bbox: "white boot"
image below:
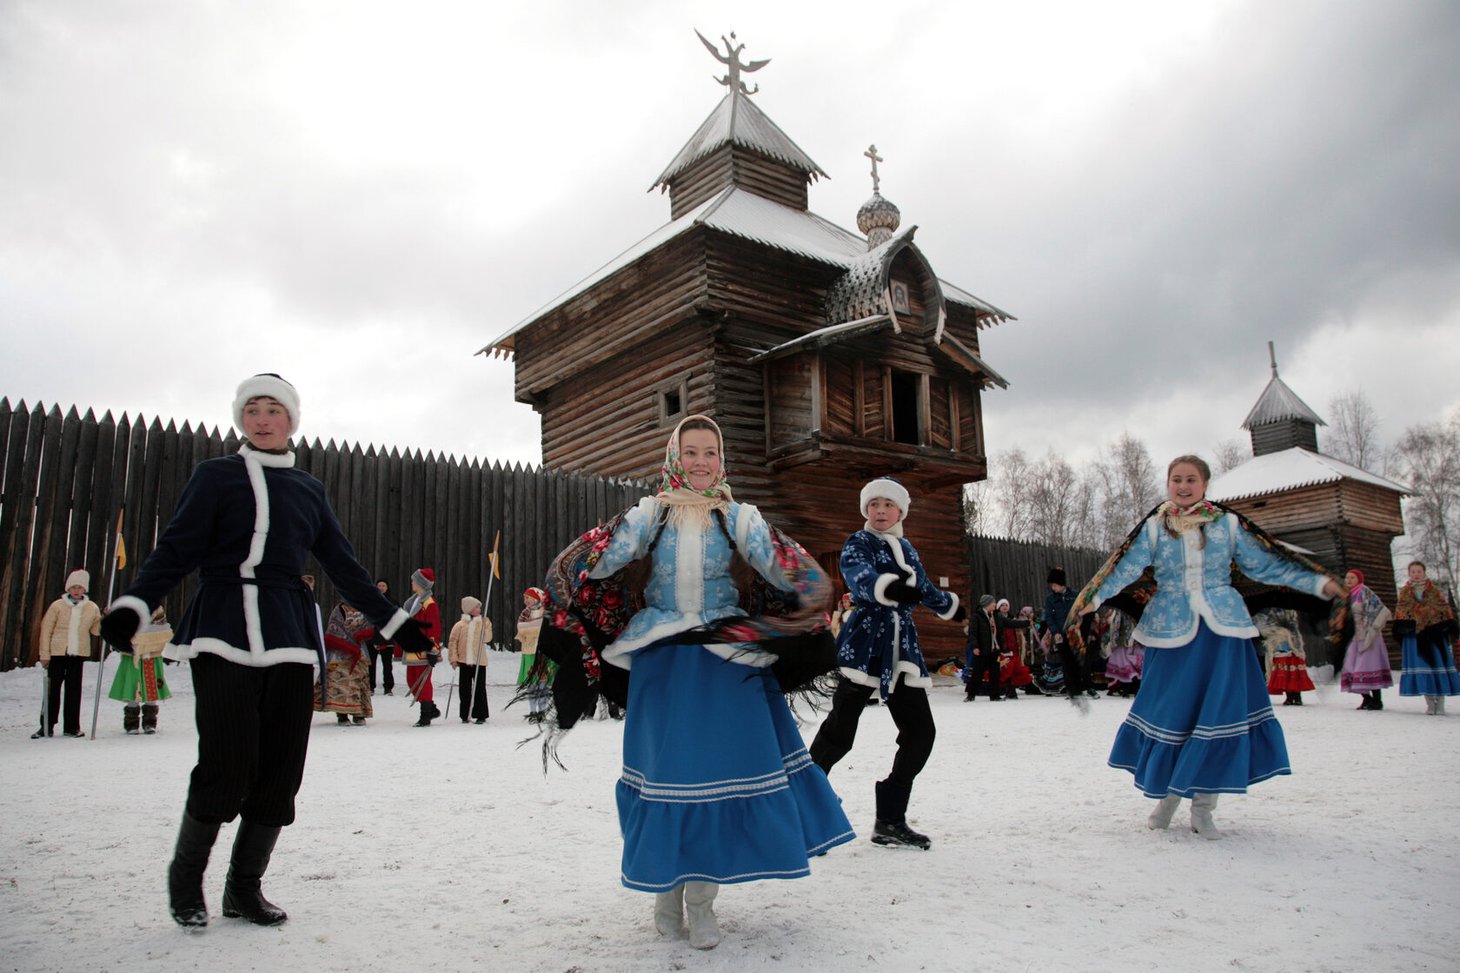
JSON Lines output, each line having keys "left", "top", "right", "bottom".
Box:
{"left": 1190, "top": 792, "right": 1221, "bottom": 839}
{"left": 682, "top": 881, "right": 720, "bottom": 950}
{"left": 1147, "top": 794, "right": 1182, "bottom": 830}
{"left": 1437, "top": 696, "right": 1447, "bottom": 716}
{"left": 653, "top": 885, "right": 684, "bottom": 938}
{"left": 1424, "top": 695, "right": 1437, "bottom": 715}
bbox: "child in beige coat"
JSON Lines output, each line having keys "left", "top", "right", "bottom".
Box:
{"left": 447, "top": 596, "right": 492, "bottom": 723}
{"left": 34, "top": 569, "right": 102, "bottom": 738}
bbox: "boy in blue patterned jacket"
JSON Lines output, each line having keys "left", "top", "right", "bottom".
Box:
{"left": 809, "top": 477, "right": 964, "bottom": 849}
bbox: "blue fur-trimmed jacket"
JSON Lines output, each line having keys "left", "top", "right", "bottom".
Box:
{"left": 1089, "top": 512, "right": 1328, "bottom": 648}
{"left": 110, "top": 445, "right": 408, "bottom": 668}
{"left": 836, "top": 529, "right": 960, "bottom": 698}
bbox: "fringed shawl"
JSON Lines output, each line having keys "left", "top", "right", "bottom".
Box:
{"left": 520, "top": 502, "right": 836, "bottom": 769}
{"left": 1065, "top": 501, "right": 1345, "bottom": 659}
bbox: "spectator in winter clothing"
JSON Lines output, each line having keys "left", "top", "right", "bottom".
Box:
{"left": 1044, "top": 566, "right": 1095, "bottom": 698}
{"left": 367, "top": 578, "right": 396, "bottom": 695}
{"left": 108, "top": 605, "right": 172, "bottom": 734}
{"left": 809, "top": 477, "right": 965, "bottom": 851}
{"left": 34, "top": 569, "right": 101, "bottom": 738}
{"left": 448, "top": 595, "right": 491, "bottom": 723}
{"left": 98, "top": 373, "right": 432, "bottom": 929}
{"left": 964, "top": 595, "right": 1002, "bottom": 701}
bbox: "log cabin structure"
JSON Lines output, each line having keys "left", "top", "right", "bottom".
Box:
{"left": 479, "top": 35, "right": 1014, "bottom": 654}
{"left": 1208, "top": 347, "right": 1408, "bottom": 664}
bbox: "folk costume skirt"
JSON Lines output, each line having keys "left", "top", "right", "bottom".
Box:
{"left": 1398, "top": 634, "right": 1460, "bottom": 697}
{"left": 108, "top": 656, "right": 170, "bottom": 704}
{"left": 1108, "top": 622, "right": 1291, "bottom": 798}
{"left": 1266, "top": 654, "right": 1315, "bottom": 694}
{"left": 616, "top": 642, "right": 855, "bottom": 892}
{"left": 1339, "top": 632, "right": 1394, "bottom": 694}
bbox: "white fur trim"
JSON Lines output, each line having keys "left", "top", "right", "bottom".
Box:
{"left": 163, "top": 637, "right": 318, "bottom": 667}
{"left": 238, "top": 444, "right": 296, "bottom": 468}
{"left": 676, "top": 515, "right": 705, "bottom": 615}
{"left": 239, "top": 450, "right": 272, "bottom": 659}
{"left": 936, "top": 592, "right": 960, "bottom": 621}
{"left": 379, "top": 607, "right": 410, "bottom": 640}
{"left": 860, "top": 478, "right": 910, "bottom": 518}
{"left": 233, "top": 374, "right": 301, "bottom": 435}
{"left": 108, "top": 595, "right": 152, "bottom": 624}
{"left": 837, "top": 662, "right": 930, "bottom": 691}
{"left": 873, "top": 572, "right": 902, "bottom": 608}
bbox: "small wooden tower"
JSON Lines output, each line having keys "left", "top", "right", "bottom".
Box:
{"left": 481, "top": 35, "right": 1014, "bottom": 653}
{"left": 1208, "top": 344, "right": 1408, "bottom": 662}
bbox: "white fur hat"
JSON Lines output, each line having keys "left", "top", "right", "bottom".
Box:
{"left": 65, "top": 569, "right": 90, "bottom": 591}
{"left": 233, "top": 373, "right": 301, "bottom": 436}
{"left": 860, "top": 477, "right": 911, "bottom": 517}
{"left": 461, "top": 596, "right": 482, "bottom": 614}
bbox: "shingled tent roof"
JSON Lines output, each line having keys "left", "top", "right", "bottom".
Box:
{"left": 651, "top": 89, "right": 828, "bottom": 190}
{"left": 1241, "top": 373, "right": 1326, "bottom": 429}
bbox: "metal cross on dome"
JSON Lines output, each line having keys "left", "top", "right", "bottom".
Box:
{"left": 865, "top": 144, "right": 884, "bottom": 193}
{"left": 695, "top": 30, "right": 770, "bottom": 95}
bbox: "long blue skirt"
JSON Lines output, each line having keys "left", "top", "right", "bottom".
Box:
{"left": 1108, "top": 623, "right": 1290, "bottom": 797}
{"left": 1398, "top": 634, "right": 1460, "bottom": 696}
{"left": 616, "top": 643, "right": 855, "bottom": 893}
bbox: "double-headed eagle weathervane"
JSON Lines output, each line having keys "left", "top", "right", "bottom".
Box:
{"left": 695, "top": 29, "right": 770, "bottom": 95}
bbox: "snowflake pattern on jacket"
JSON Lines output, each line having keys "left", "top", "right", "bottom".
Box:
{"left": 836, "top": 529, "right": 959, "bottom": 698}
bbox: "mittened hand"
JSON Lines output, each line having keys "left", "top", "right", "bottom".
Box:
{"left": 99, "top": 610, "right": 140, "bottom": 652}
{"left": 884, "top": 579, "right": 922, "bottom": 605}
{"left": 392, "top": 619, "right": 434, "bottom": 655}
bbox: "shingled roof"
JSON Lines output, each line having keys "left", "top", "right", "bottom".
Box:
{"left": 651, "top": 90, "right": 827, "bottom": 190}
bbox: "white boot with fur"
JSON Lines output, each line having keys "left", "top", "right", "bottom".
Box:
{"left": 682, "top": 881, "right": 721, "bottom": 950}
{"left": 653, "top": 885, "right": 684, "bottom": 938}
{"left": 1190, "top": 792, "right": 1222, "bottom": 839}
{"left": 1147, "top": 794, "right": 1182, "bottom": 830}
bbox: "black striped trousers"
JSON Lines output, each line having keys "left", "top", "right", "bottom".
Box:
{"left": 186, "top": 654, "right": 314, "bottom": 827}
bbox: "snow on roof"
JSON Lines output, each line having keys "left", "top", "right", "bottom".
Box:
{"left": 481, "top": 187, "right": 1008, "bottom": 355}
{"left": 651, "top": 90, "right": 827, "bottom": 189}
{"left": 1207, "top": 447, "right": 1408, "bottom": 502}
{"left": 1241, "top": 374, "right": 1326, "bottom": 429}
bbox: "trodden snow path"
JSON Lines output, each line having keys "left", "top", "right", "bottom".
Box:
{"left": 1, "top": 651, "right": 1456, "bottom": 973}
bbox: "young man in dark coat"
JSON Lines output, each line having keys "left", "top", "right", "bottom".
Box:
{"left": 964, "top": 594, "right": 1002, "bottom": 702}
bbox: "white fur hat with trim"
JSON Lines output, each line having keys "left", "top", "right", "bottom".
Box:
{"left": 65, "top": 569, "right": 90, "bottom": 591}
{"left": 860, "top": 477, "right": 911, "bottom": 518}
{"left": 461, "top": 596, "right": 482, "bottom": 614}
{"left": 233, "top": 373, "right": 301, "bottom": 436}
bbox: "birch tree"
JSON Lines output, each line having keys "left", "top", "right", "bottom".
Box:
{"left": 1390, "top": 407, "right": 1460, "bottom": 585}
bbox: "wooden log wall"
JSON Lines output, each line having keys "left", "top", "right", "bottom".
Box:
{"left": 667, "top": 146, "right": 810, "bottom": 219}
{"left": 0, "top": 396, "right": 643, "bottom": 671}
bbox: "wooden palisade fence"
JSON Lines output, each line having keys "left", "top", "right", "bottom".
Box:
{"left": 965, "top": 533, "right": 1107, "bottom": 623}
{"left": 0, "top": 397, "right": 644, "bottom": 671}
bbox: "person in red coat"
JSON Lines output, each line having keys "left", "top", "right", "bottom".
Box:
{"left": 402, "top": 568, "right": 442, "bottom": 726}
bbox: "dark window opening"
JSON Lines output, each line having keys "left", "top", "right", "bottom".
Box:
{"left": 658, "top": 379, "right": 689, "bottom": 425}
{"left": 890, "top": 371, "right": 921, "bottom": 445}
{"left": 664, "top": 389, "right": 682, "bottom": 416}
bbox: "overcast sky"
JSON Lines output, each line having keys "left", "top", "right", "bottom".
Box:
{"left": 2, "top": 0, "right": 1457, "bottom": 478}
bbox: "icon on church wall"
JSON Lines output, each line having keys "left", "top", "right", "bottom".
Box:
{"left": 891, "top": 281, "right": 911, "bottom": 314}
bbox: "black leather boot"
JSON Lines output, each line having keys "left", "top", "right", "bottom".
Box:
{"left": 871, "top": 779, "right": 931, "bottom": 849}
{"left": 168, "top": 812, "right": 221, "bottom": 927}
{"left": 221, "top": 822, "right": 288, "bottom": 925}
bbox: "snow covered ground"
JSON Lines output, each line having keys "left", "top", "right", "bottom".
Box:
{"left": 1, "top": 651, "right": 1456, "bottom": 973}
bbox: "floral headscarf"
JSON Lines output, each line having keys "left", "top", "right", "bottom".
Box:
{"left": 656, "top": 414, "right": 734, "bottom": 530}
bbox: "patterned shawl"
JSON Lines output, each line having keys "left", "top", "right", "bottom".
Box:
{"left": 520, "top": 501, "right": 836, "bottom": 767}
{"left": 1065, "top": 501, "right": 1345, "bottom": 660}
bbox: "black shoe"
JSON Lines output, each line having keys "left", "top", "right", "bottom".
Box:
{"left": 871, "top": 819, "right": 932, "bottom": 850}
{"left": 473, "top": 718, "right": 486, "bottom": 724}
{"left": 143, "top": 727, "right": 157, "bottom": 734}
{"left": 169, "top": 812, "right": 221, "bottom": 928}
{"left": 988, "top": 695, "right": 1003, "bottom": 702}
{"left": 31, "top": 728, "right": 52, "bottom": 739}
{"left": 221, "top": 823, "right": 287, "bottom": 926}
{"left": 963, "top": 695, "right": 976, "bottom": 702}
{"left": 384, "top": 689, "right": 393, "bottom": 696}
{"left": 63, "top": 729, "right": 85, "bottom": 738}
{"left": 351, "top": 716, "right": 365, "bottom": 725}
{"left": 337, "top": 714, "right": 350, "bottom": 724}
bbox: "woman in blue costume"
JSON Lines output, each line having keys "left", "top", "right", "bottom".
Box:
{"left": 536, "top": 415, "right": 853, "bottom": 950}
{"left": 1073, "top": 455, "right": 1343, "bottom": 838}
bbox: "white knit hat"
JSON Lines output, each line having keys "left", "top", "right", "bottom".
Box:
{"left": 65, "top": 569, "right": 90, "bottom": 591}
{"left": 461, "top": 596, "right": 482, "bottom": 614}
{"left": 233, "top": 373, "right": 301, "bottom": 436}
{"left": 860, "top": 477, "right": 911, "bottom": 518}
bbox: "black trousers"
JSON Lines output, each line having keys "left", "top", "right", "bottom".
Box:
{"left": 965, "top": 647, "right": 1001, "bottom": 700}
{"left": 369, "top": 644, "right": 395, "bottom": 693}
{"left": 40, "top": 656, "right": 86, "bottom": 733}
{"left": 187, "top": 654, "right": 314, "bottom": 828}
{"left": 809, "top": 677, "right": 936, "bottom": 788}
{"left": 457, "top": 664, "right": 489, "bottom": 721}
